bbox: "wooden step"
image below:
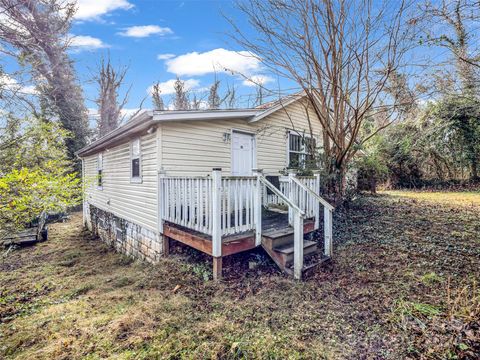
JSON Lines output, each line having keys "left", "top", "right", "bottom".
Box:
{"left": 284, "top": 253, "right": 331, "bottom": 278}
{"left": 274, "top": 240, "right": 318, "bottom": 266}
{"left": 266, "top": 231, "right": 295, "bottom": 248}
{"left": 262, "top": 237, "right": 318, "bottom": 271}
{"left": 261, "top": 220, "right": 322, "bottom": 278}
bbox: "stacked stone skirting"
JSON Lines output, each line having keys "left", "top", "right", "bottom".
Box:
{"left": 85, "top": 204, "right": 162, "bottom": 263}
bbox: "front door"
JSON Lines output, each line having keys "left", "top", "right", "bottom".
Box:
{"left": 231, "top": 131, "right": 255, "bottom": 176}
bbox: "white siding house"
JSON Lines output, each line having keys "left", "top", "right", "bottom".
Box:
{"left": 78, "top": 96, "right": 334, "bottom": 279}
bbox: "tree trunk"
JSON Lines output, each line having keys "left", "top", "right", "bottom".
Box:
{"left": 370, "top": 177, "right": 377, "bottom": 194}
{"left": 333, "top": 163, "right": 347, "bottom": 205}
{"left": 471, "top": 157, "right": 479, "bottom": 181}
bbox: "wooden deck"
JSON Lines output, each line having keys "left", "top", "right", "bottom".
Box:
{"left": 163, "top": 210, "right": 315, "bottom": 258}
{"left": 159, "top": 172, "right": 333, "bottom": 280}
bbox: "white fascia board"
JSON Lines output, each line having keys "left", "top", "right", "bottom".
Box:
{"left": 152, "top": 109, "right": 261, "bottom": 122}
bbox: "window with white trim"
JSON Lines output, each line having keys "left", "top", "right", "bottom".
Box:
{"left": 131, "top": 138, "right": 141, "bottom": 182}
{"left": 97, "top": 153, "right": 103, "bottom": 189}
{"left": 288, "top": 132, "right": 316, "bottom": 169}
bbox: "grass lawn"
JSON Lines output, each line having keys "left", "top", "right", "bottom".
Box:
{"left": 382, "top": 189, "right": 480, "bottom": 207}
{"left": 1, "top": 191, "right": 479, "bottom": 359}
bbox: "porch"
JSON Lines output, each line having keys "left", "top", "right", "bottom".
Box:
{"left": 158, "top": 169, "right": 334, "bottom": 280}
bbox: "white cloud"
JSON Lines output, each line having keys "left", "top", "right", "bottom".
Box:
{"left": 20, "top": 85, "right": 37, "bottom": 95}
{"left": 0, "top": 74, "right": 37, "bottom": 95}
{"left": 165, "top": 48, "right": 261, "bottom": 76}
{"left": 121, "top": 108, "right": 141, "bottom": 119}
{"left": 69, "top": 35, "right": 108, "bottom": 51}
{"left": 157, "top": 53, "right": 176, "bottom": 60}
{"left": 191, "top": 100, "right": 209, "bottom": 110}
{"left": 242, "top": 75, "right": 274, "bottom": 87}
{"left": 74, "top": 0, "right": 134, "bottom": 21}
{"left": 118, "top": 25, "right": 173, "bottom": 38}
{"left": 146, "top": 78, "right": 200, "bottom": 95}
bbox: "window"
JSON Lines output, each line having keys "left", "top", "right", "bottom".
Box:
{"left": 97, "top": 153, "right": 103, "bottom": 189}
{"left": 131, "top": 138, "right": 141, "bottom": 182}
{"left": 288, "top": 132, "right": 316, "bottom": 169}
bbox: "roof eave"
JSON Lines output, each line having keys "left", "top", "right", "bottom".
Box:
{"left": 76, "top": 110, "right": 154, "bottom": 157}
{"left": 152, "top": 109, "right": 261, "bottom": 122}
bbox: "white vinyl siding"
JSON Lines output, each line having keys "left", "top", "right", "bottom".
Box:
{"left": 83, "top": 131, "right": 158, "bottom": 231}
{"left": 160, "top": 99, "right": 323, "bottom": 176}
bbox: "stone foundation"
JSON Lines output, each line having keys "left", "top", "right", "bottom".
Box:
{"left": 86, "top": 204, "right": 162, "bottom": 263}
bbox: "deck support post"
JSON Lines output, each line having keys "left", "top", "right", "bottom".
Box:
{"left": 211, "top": 168, "right": 222, "bottom": 258}
{"left": 314, "top": 172, "right": 321, "bottom": 230}
{"left": 213, "top": 256, "right": 223, "bottom": 280}
{"left": 293, "top": 211, "right": 304, "bottom": 280}
{"left": 163, "top": 235, "right": 170, "bottom": 257}
{"left": 324, "top": 207, "right": 333, "bottom": 257}
{"left": 253, "top": 169, "right": 263, "bottom": 246}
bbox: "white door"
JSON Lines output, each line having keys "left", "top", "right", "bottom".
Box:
{"left": 231, "top": 131, "right": 255, "bottom": 176}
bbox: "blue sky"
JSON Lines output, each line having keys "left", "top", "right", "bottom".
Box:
{"left": 68, "top": 0, "right": 286, "bottom": 115}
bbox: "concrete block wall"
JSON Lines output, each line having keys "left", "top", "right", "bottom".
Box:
{"left": 87, "top": 204, "right": 162, "bottom": 263}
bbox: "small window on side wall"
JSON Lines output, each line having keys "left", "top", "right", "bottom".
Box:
{"left": 97, "top": 153, "right": 103, "bottom": 189}
{"left": 131, "top": 138, "right": 141, "bottom": 183}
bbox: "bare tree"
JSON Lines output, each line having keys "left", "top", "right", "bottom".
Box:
{"left": 94, "top": 55, "right": 129, "bottom": 137}
{"left": 191, "top": 93, "right": 202, "bottom": 110}
{"left": 151, "top": 81, "right": 165, "bottom": 110}
{"left": 420, "top": 0, "right": 480, "bottom": 93}
{"left": 384, "top": 69, "right": 418, "bottom": 120}
{"left": 229, "top": 0, "right": 412, "bottom": 199}
{"left": 173, "top": 77, "right": 190, "bottom": 110}
{"left": 0, "top": 0, "right": 89, "bottom": 159}
{"left": 208, "top": 80, "right": 221, "bottom": 109}
{"left": 254, "top": 84, "right": 264, "bottom": 107}
{"left": 225, "top": 84, "right": 237, "bottom": 109}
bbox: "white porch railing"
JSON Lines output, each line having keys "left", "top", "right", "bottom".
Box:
{"left": 159, "top": 170, "right": 258, "bottom": 257}
{"left": 159, "top": 175, "right": 214, "bottom": 235}
{"left": 264, "top": 177, "right": 289, "bottom": 206}
{"left": 159, "top": 168, "right": 334, "bottom": 279}
{"left": 289, "top": 175, "right": 334, "bottom": 257}
{"left": 221, "top": 176, "right": 256, "bottom": 236}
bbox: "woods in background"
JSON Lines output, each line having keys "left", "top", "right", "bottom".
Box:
{"left": 357, "top": 0, "right": 480, "bottom": 190}
{"left": 0, "top": 0, "right": 89, "bottom": 159}
{"left": 0, "top": 0, "right": 85, "bottom": 230}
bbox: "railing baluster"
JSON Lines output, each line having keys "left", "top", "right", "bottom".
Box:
{"left": 159, "top": 175, "right": 279, "bottom": 239}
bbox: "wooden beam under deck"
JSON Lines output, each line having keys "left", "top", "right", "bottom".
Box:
{"left": 163, "top": 223, "right": 257, "bottom": 257}
{"left": 163, "top": 223, "right": 212, "bottom": 255}
{"left": 163, "top": 220, "right": 315, "bottom": 258}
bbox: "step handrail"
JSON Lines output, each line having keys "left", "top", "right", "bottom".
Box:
{"left": 290, "top": 174, "right": 334, "bottom": 260}
{"left": 259, "top": 175, "right": 305, "bottom": 216}
{"left": 257, "top": 173, "right": 305, "bottom": 279}
{"left": 290, "top": 176, "right": 335, "bottom": 211}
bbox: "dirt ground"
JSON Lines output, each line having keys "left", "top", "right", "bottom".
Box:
{"left": 1, "top": 191, "right": 479, "bottom": 359}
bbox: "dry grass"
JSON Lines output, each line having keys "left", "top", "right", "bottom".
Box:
{"left": 381, "top": 189, "right": 480, "bottom": 207}
{"left": 1, "top": 191, "right": 479, "bottom": 359}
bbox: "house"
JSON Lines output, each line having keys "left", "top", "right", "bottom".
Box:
{"left": 77, "top": 95, "right": 334, "bottom": 280}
